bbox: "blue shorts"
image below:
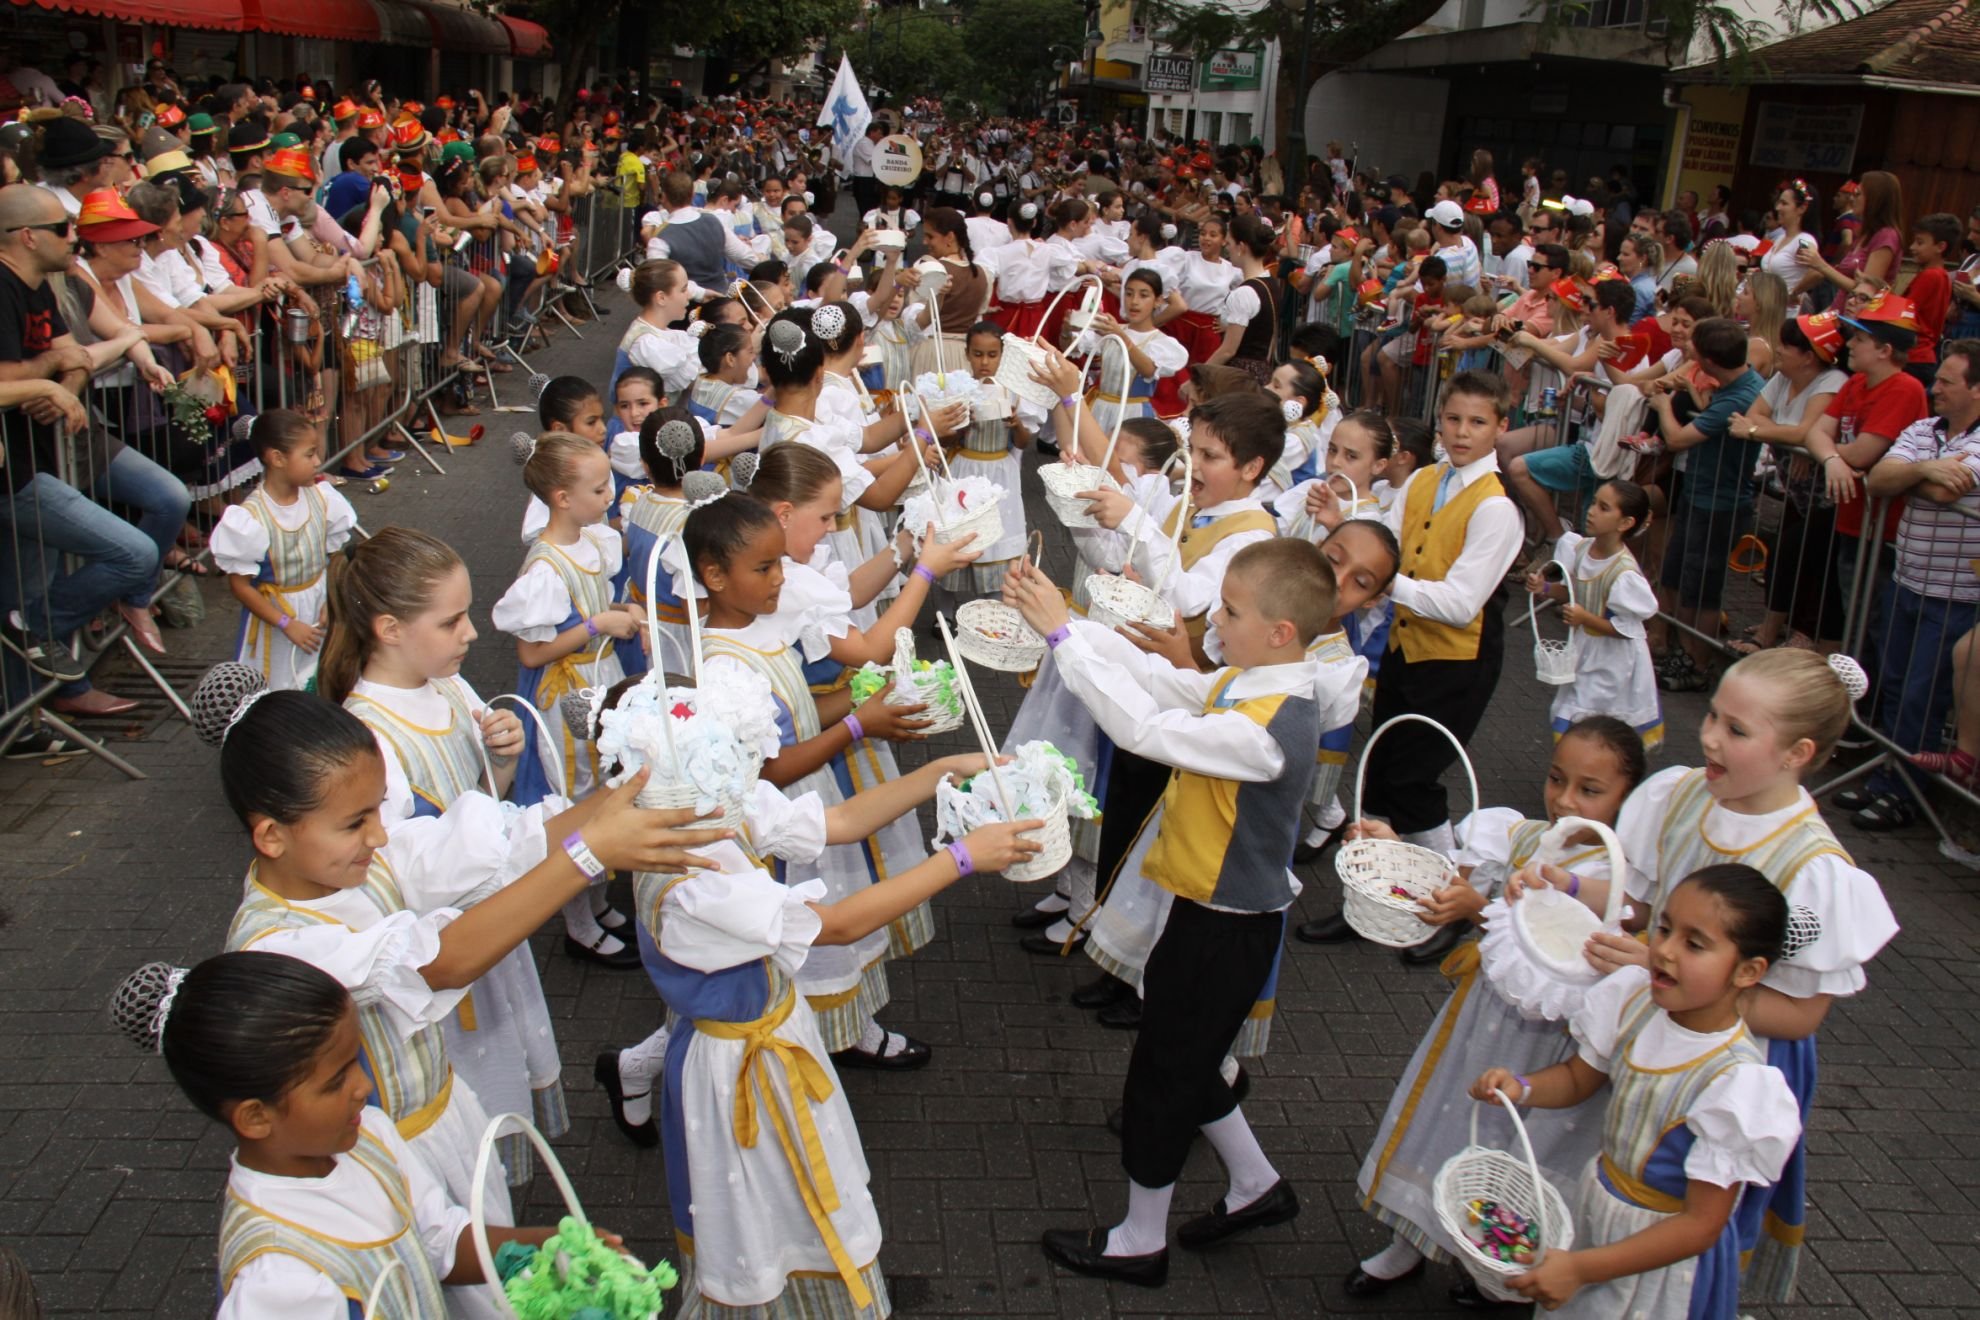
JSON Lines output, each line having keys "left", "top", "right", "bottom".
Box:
{"left": 1522, "top": 442, "right": 1600, "bottom": 495}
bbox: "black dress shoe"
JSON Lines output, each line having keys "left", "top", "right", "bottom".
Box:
{"left": 1176, "top": 1178, "right": 1300, "bottom": 1248}
{"left": 1294, "top": 911, "right": 1361, "bottom": 945}
{"left": 1070, "top": 971, "right": 1133, "bottom": 1009}
{"left": 1040, "top": 1226, "right": 1168, "bottom": 1287}
{"left": 1097, "top": 997, "right": 1142, "bottom": 1029}
{"left": 1342, "top": 1259, "right": 1424, "bottom": 1298}
{"left": 1011, "top": 903, "right": 1069, "bottom": 930}
{"left": 831, "top": 1034, "right": 933, "bottom": 1070}
{"left": 1019, "top": 932, "right": 1083, "bottom": 957}
{"left": 563, "top": 930, "right": 642, "bottom": 969}
{"left": 1292, "top": 823, "right": 1346, "bottom": 866}
{"left": 1449, "top": 1275, "right": 1529, "bottom": 1309}
{"left": 592, "top": 1051, "right": 659, "bottom": 1148}
{"left": 1400, "top": 924, "right": 1467, "bottom": 967}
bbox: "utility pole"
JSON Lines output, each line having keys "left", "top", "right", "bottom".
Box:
{"left": 1281, "top": 0, "right": 1321, "bottom": 196}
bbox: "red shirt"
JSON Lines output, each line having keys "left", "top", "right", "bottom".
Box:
{"left": 1827, "top": 370, "right": 1929, "bottom": 539}
{"left": 1909, "top": 264, "right": 1951, "bottom": 364}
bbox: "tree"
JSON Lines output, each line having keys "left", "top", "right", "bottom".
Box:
{"left": 958, "top": 0, "right": 1087, "bottom": 109}
{"left": 716, "top": 0, "right": 865, "bottom": 84}
{"left": 1139, "top": 0, "right": 1860, "bottom": 194}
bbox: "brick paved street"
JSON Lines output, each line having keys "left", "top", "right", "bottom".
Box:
{"left": 2, "top": 277, "right": 1977, "bottom": 1319}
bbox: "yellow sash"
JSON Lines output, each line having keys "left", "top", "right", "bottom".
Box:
{"left": 244, "top": 568, "right": 326, "bottom": 678}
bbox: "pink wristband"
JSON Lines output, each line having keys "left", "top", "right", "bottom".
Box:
{"left": 946, "top": 840, "right": 974, "bottom": 877}
{"left": 913, "top": 564, "right": 936, "bottom": 586}
{"left": 844, "top": 714, "right": 865, "bottom": 743}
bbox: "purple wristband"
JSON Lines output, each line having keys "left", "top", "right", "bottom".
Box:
{"left": 946, "top": 840, "right": 975, "bottom": 877}
{"left": 1045, "top": 624, "right": 1072, "bottom": 650}
{"left": 1566, "top": 872, "right": 1581, "bottom": 898}
{"left": 583, "top": 616, "right": 599, "bottom": 638}
{"left": 1513, "top": 1073, "right": 1532, "bottom": 1098}
{"left": 913, "top": 563, "right": 936, "bottom": 586}
{"left": 844, "top": 714, "right": 865, "bottom": 743}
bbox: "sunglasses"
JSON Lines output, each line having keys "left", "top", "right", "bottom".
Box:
{"left": 6, "top": 220, "right": 75, "bottom": 238}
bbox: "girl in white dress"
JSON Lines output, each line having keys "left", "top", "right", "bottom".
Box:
{"left": 1345, "top": 718, "right": 1646, "bottom": 1304}
{"left": 1470, "top": 865, "right": 1804, "bottom": 1318}
{"left": 617, "top": 258, "right": 698, "bottom": 396}
{"left": 117, "top": 952, "right": 597, "bottom": 1320}
{"left": 520, "top": 377, "right": 608, "bottom": 546}
{"left": 1071, "top": 271, "right": 1189, "bottom": 438}
{"left": 1528, "top": 478, "right": 1663, "bottom": 749}
{"left": 209, "top": 688, "right": 709, "bottom": 1318}
{"left": 1607, "top": 649, "right": 1898, "bottom": 1302}
{"left": 932, "top": 322, "right": 1036, "bottom": 596}
{"left": 689, "top": 324, "right": 765, "bottom": 430}
{"left": 1169, "top": 216, "right": 1242, "bottom": 364}
{"left": 1262, "top": 359, "right": 1341, "bottom": 497}
{"left": 630, "top": 766, "right": 1040, "bottom": 1317}
{"left": 681, "top": 487, "right": 948, "bottom": 1065}
{"left": 318, "top": 527, "right": 573, "bottom": 1186}
{"left": 979, "top": 203, "right": 1071, "bottom": 340}
{"left": 212, "top": 410, "right": 356, "bottom": 691}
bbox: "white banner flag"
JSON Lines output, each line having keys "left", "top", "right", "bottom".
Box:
{"left": 818, "top": 53, "right": 872, "bottom": 164}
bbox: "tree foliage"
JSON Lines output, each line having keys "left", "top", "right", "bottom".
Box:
{"left": 828, "top": 0, "right": 1088, "bottom": 113}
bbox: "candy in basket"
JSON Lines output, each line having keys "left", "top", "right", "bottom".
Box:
{"left": 849, "top": 627, "right": 966, "bottom": 734}
{"left": 932, "top": 740, "right": 1097, "bottom": 882}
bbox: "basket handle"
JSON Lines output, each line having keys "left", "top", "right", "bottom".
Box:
{"left": 644, "top": 531, "right": 696, "bottom": 690}
{"left": 1535, "top": 815, "right": 1628, "bottom": 930}
{"left": 486, "top": 693, "right": 566, "bottom": 802}
{"left": 1467, "top": 1089, "right": 1554, "bottom": 1271}
{"left": 936, "top": 612, "right": 1016, "bottom": 821}
{"left": 1526, "top": 558, "right": 1572, "bottom": 643}
{"left": 362, "top": 1258, "right": 412, "bottom": 1319}
{"left": 1030, "top": 272, "right": 1104, "bottom": 348}
{"left": 1150, "top": 440, "right": 1193, "bottom": 598}
{"left": 1324, "top": 469, "right": 1362, "bottom": 519}
{"left": 890, "top": 626, "right": 917, "bottom": 687}
{"left": 470, "top": 1112, "right": 590, "bottom": 1319}
{"left": 926, "top": 289, "right": 946, "bottom": 382}
{"left": 1349, "top": 713, "right": 1483, "bottom": 849}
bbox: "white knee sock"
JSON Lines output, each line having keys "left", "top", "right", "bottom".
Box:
{"left": 1032, "top": 890, "right": 1071, "bottom": 916}
{"left": 563, "top": 894, "right": 623, "bottom": 954}
{"left": 1200, "top": 1108, "right": 1279, "bottom": 1213}
{"left": 1105, "top": 1179, "right": 1174, "bottom": 1257}
{"left": 593, "top": 885, "right": 626, "bottom": 927}
{"left": 1401, "top": 821, "right": 1456, "bottom": 856}
{"left": 1359, "top": 1235, "right": 1424, "bottom": 1280}
{"left": 617, "top": 1026, "right": 670, "bottom": 1127}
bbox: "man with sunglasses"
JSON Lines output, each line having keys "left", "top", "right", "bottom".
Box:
{"left": 0, "top": 183, "right": 177, "bottom": 713}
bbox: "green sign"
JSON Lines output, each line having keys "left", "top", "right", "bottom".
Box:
{"left": 1200, "top": 48, "right": 1261, "bottom": 91}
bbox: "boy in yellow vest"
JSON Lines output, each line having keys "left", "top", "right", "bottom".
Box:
{"left": 1007, "top": 538, "right": 1335, "bottom": 1286}
{"left": 1024, "top": 391, "right": 1286, "bottom": 964}
{"left": 1298, "top": 369, "right": 1523, "bottom": 959}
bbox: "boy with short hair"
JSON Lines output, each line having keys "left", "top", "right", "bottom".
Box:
{"left": 1646, "top": 315, "right": 1766, "bottom": 691}
{"left": 1905, "top": 213, "right": 1959, "bottom": 387}
{"left": 1298, "top": 370, "right": 1522, "bottom": 957}
{"left": 1009, "top": 539, "right": 1340, "bottom": 1285}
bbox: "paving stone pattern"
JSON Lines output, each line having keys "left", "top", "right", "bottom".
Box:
{"left": 1, "top": 278, "right": 1976, "bottom": 1320}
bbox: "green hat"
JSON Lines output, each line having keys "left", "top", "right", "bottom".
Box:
{"left": 188, "top": 113, "right": 217, "bottom": 136}
{"left": 270, "top": 131, "right": 303, "bottom": 150}
{"left": 441, "top": 139, "right": 476, "bottom": 167}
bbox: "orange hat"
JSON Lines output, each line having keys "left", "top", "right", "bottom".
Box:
{"left": 535, "top": 132, "right": 560, "bottom": 153}
{"left": 403, "top": 100, "right": 424, "bottom": 116}
{"left": 1795, "top": 310, "right": 1844, "bottom": 363}
{"left": 77, "top": 189, "right": 158, "bottom": 242}
{"left": 604, "top": 110, "right": 620, "bottom": 126}
{"left": 155, "top": 103, "right": 186, "bottom": 128}
{"left": 1549, "top": 277, "right": 1589, "bottom": 313}
{"left": 391, "top": 118, "right": 429, "bottom": 152}
{"left": 264, "top": 146, "right": 317, "bottom": 185}
{"left": 1841, "top": 292, "right": 1921, "bottom": 344}
{"left": 436, "top": 96, "right": 456, "bottom": 110}
{"left": 603, "top": 126, "right": 622, "bottom": 141}
{"left": 333, "top": 99, "right": 359, "bottom": 122}
{"left": 299, "top": 84, "right": 317, "bottom": 100}
{"left": 357, "top": 107, "right": 386, "bottom": 130}
{"left": 1334, "top": 226, "right": 1361, "bottom": 245}
{"left": 397, "top": 167, "right": 425, "bottom": 192}
{"left": 515, "top": 153, "right": 539, "bottom": 173}
{"left": 437, "top": 128, "right": 461, "bottom": 145}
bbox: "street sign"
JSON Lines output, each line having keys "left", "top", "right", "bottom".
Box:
{"left": 1144, "top": 53, "right": 1194, "bottom": 93}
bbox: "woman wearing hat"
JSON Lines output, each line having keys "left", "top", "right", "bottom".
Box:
{"left": 186, "top": 114, "right": 232, "bottom": 190}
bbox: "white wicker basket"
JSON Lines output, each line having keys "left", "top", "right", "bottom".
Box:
{"left": 470, "top": 1113, "right": 664, "bottom": 1319}
{"left": 636, "top": 776, "right": 752, "bottom": 837}
{"left": 1530, "top": 561, "right": 1579, "bottom": 686}
{"left": 1002, "top": 784, "right": 1073, "bottom": 881}
{"left": 936, "top": 614, "right": 1065, "bottom": 881}
{"left": 1040, "top": 460, "right": 1118, "bottom": 529}
{"left": 880, "top": 627, "right": 965, "bottom": 735}
{"left": 1479, "top": 817, "right": 1627, "bottom": 1022}
{"left": 899, "top": 386, "right": 1005, "bottom": 550}
{"left": 1336, "top": 713, "right": 1480, "bottom": 948}
{"left": 1432, "top": 1092, "right": 1575, "bottom": 1302}
{"left": 1083, "top": 573, "right": 1177, "bottom": 632}
{"left": 954, "top": 600, "right": 1046, "bottom": 672}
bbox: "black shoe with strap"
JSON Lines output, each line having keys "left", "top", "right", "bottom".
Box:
{"left": 1040, "top": 1227, "right": 1168, "bottom": 1287}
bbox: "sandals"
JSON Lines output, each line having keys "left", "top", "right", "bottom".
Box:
{"left": 163, "top": 551, "right": 211, "bottom": 578}
{"left": 1852, "top": 792, "right": 1917, "bottom": 832}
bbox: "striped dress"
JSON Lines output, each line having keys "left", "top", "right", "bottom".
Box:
{"left": 618, "top": 488, "right": 692, "bottom": 679}
{"left": 210, "top": 482, "right": 355, "bottom": 691}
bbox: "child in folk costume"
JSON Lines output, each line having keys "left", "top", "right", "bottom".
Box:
{"left": 1346, "top": 718, "right": 1647, "bottom": 1305}
{"left": 1007, "top": 540, "right": 1335, "bottom": 1285}
{"left": 1609, "top": 650, "right": 1897, "bottom": 1302}
{"left": 117, "top": 953, "right": 600, "bottom": 1320}
{"left": 927, "top": 322, "right": 1037, "bottom": 597}
{"left": 1072, "top": 270, "right": 1189, "bottom": 437}
{"left": 812, "top": 298, "right": 927, "bottom": 590}
{"left": 318, "top": 528, "right": 576, "bottom": 1185}
{"left": 978, "top": 202, "right": 1070, "bottom": 339}
{"left": 520, "top": 377, "right": 608, "bottom": 545}
{"left": 495, "top": 433, "right": 644, "bottom": 823}
{"left": 689, "top": 322, "right": 765, "bottom": 430}
{"left": 1527, "top": 478, "right": 1664, "bottom": 749}
{"left": 616, "top": 735, "right": 1041, "bottom": 1317}
{"left": 617, "top": 408, "right": 701, "bottom": 683}
{"left": 212, "top": 688, "right": 716, "bottom": 1319}
{"left": 1170, "top": 215, "right": 1243, "bottom": 364}
{"left": 681, "top": 485, "right": 949, "bottom": 1067}
{"left": 1275, "top": 409, "right": 1394, "bottom": 539}
{"left": 867, "top": 278, "right": 924, "bottom": 396}
{"left": 1470, "top": 865, "right": 1805, "bottom": 1318}
{"left": 213, "top": 410, "right": 356, "bottom": 691}
{"left": 604, "top": 366, "right": 665, "bottom": 505}
{"left": 1263, "top": 359, "right": 1337, "bottom": 496}
{"left": 617, "top": 258, "right": 699, "bottom": 396}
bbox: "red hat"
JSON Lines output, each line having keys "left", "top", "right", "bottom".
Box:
{"left": 436, "top": 96, "right": 456, "bottom": 110}
{"left": 1192, "top": 152, "right": 1212, "bottom": 169}
{"left": 1794, "top": 310, "right": 1844, "bottom": 363}
{"left": 514, "top": 153, "right": 539, "bottom": 174}
{"left": 535, "top": 133, "right": 561, "bottom": 153}
{"left": 300, "top": 84, "right": 317, "bottom": 101}
{"left": 402, "top": 100, "right": 424, "bottom": 116}
{"left": 155, "top": 103, "right": 186, "bottom": 128}
{"left": 397, "top": 167, "right": 425, "bottom": 192}
{"left": 603, "top": 110, "right": 620, "bottom": 126}
{"left": 332, "top": 99, "right": 359, "bottom": 122}
{"left": 264, "top": 146, "right": 317, "bottom": 185}
{"left": 77, "top": 190, "right": 158, "bottom": 242}
{"left": 1334, "top": 226, "right": 1361, "bottom": 245}
{"left": 357, "top": 107, "right": 386, "bottom": 130}
{"left": 1838, "top": 179, "right": 1862, "bottom": 194}
{"left": 1549, "top": 277, "right": 1589, "bottom": 313}
{"left": 437, "top": 128, "right": 462, "bottom": 145}
{"left": 391, "top": 118, "right": 429, "bottom": 152}
{"left": 1841, "top": 292, "right": 1921, "bottom": 342}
